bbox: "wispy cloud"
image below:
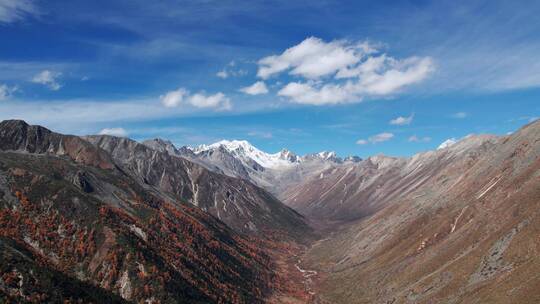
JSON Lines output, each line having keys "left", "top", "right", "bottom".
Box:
{"left": 370, "top": 132, "right": 394, "bottom": 143}
{"left": 216, "top": 61, "right": 247, "bottom": 79}
{"left": 0, "top": 61, "right": 70, "bottom": 82}
{"left": 0, "top": 98, "right": 207, "bottom": 134}
{"left": 98, "top": 127, "right": 128, "bottom": 137}
{"left": 451, "top": 112, "right": 468, "bottom": 119}
{"left": 32, "top": 70, "right": 62, "bottom": 91}
{"left": 0, "top": 84, "right": 17, "bottom": 100}
{"left": 390, "top": 113, "right": 414, "bottom": 125}
{"left": 404, "top": 2, "right": 540, "bottom": 92}
{"left": 357, "top": 132, "right": 394, "bottom": 144}
{"left": 0, "top": 0, "right": 38, "bottom": 23}
{"left": 216, "top": 70, "right": 228, "bottom": 79}
{"left": 408, "top": 135, "right": 431, "bottom": 143}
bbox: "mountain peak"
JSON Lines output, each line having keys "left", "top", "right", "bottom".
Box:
{"left": 142, "top": 137, "right": 178, "bottom": 154}
{"left": 366, "top": 154, "right": 400, "bottom": 168}
{"left": 278, "top": 148, "right": 299, "bottom": 162}
{"left": 317, "top": 151, "right": 337, "bottom": 160}
{"left": 302, "top": 150, "right": 342, "bottom": 163}
{"left": 344, "top": 155, "right": 362, "bottom": 163}
{"left": 194, "top": 139, "right": 254, "bottom": 154}
{"left": 193, "top": 139, "right": 299, "bottom": 169}
{"left": 0, "top": 119, "right": 30, "bottom": 129}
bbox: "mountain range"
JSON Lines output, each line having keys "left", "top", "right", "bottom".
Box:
{"left": 143, "top": 138, "right": 361, "bottom": 197}
{"left": 1, "top": 119, "right": 539, "bottom": 303}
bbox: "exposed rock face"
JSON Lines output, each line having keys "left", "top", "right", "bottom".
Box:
{"left": 72, "top": 170, "right": 94, "bottom": 193}
{"left": 0, "top": 120, "right": 114, "bottom": 169}
{"left": 300, "top": 120, "right": 540, "bottom": 303}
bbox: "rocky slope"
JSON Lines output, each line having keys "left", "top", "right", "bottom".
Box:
{"left": 282, "top": 135, "right": 499, "bottom": 222}
{"left": 0, "top": 120, "right": 309, "bottom": 303}
{"left": 84, "top": 135, "right": 309, "bottom": 237}
{"left": 299, "top": 119, "right": 540, "bottom": 303}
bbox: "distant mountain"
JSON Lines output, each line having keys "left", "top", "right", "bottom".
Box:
{"left": 142, "top": 138, "right": 361, "bottom": 197}
{"left": 192, "top": 140, "right": 301, "bottom": 169}
{"left": 0, "top": 120, "right": 310, "bottom": 303}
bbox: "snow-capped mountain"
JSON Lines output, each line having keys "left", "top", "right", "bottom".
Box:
{"left": 191, "top": 139, "right": 360, "bottom": 166}
{"left": 143, "top": 138, "right": 361, "bottom": 195}
{"left": 193, "top": 140, "right": 300, "bottom": 169}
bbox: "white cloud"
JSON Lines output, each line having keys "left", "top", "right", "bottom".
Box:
{"left": 216, "top": 70, "right": 228, "bottom": 79}
{"left": 451, "top": 112, "right": 468, "bottom": 119}
{"left": 257, "top": 37, "right": 374, "bottom": 79}
{"left": 390, "top": 113, "right": 414, "bottom": 125}
{"left": 354, "top": 57, "right": 434, "bottom": 96}
{"left": 370, "top": 132, "right": 394, "bottom": 143}
{"left": 239, "top": 81, "right": 268, "bottom": 95}
{"left": 267, "top": 37, "right": 434, "bottom": 105}
{"left": 0, "top": 0, "right": 38, "bottom": 23}
{"left": 0, "top": 84, "right": 17, "bottom": 100}
{"left": 437, "top": 138, "right": 457, "bottom": 149}
{"left": 32, "top": 70, "right": 62, "bottom": 90}
{"left": 98, "top": 127, "right": 128, "bottom": 137}
{"left": 160, "top": 88, "right": 231, "bottom": 111}
{"left": 335, "top": 55, "right": 387, "bottom": 79}
{"left": 357, "top": 132, "right": 394, "bottom": 145}
{"left": 189, "top": 92, "right": 231, "bottom": 110}
{"left": 216, "top": 69, "right": 247, "bottom": 79}
{"left": 408, "top": 135, "right": 431, "bottom": 143}
{"left": 278, "top": 81, "right": 359, "bottom": 105}
{"left": 161, "top": 88, "right": 188, "bottom": 107}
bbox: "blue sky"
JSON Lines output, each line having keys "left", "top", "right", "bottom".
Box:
{"left": 0, "top": 0, "right": 539, "bottom": 158}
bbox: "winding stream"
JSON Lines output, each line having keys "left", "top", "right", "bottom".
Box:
{"left": 294, "top": 259, "right": 318, "bottom": 295}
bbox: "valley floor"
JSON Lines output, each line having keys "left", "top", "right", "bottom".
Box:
{"left": 266, "top": 221, "right": 347, "bottom": 304}
{"left": 266, "top": 241, "right": 325, "bottom": 304}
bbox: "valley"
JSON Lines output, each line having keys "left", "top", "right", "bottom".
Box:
{"left": 1, "top": 119, "right": 539, "bottom": 303}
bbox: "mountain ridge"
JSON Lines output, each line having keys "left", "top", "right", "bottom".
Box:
{"left": 0, "top": 122, "right": 275, "bottom": 302}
